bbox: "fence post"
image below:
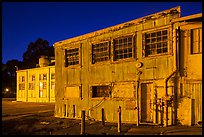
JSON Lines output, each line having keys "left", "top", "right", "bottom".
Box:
{"left": 81, "top": 110, "right": 85, "bottom": 135}
{"left": 102, "top": 108, "right": 105, "bottom": 126}
{"left": 118, "top": 106, "right": 121, "bottom": 133}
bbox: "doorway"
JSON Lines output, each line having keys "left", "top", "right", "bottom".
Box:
{"left": 141, "top": 83, "right": 154, "bottom": 123}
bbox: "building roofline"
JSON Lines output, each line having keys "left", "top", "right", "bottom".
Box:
{"left": 53, "top": 6, "right": 181, "bottom": 47}
{"left": 171, "top": 13, "right": 202, "bottom": 23}
{"left": 16, "top": 65, "right": 55, "bottom": 73}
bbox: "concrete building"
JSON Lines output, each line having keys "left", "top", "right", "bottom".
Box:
{"left": 53, "top": 6, "right": 202, "bottom": 126}
{"left": 16, "top": 56, "right": 55, "bottom": 102}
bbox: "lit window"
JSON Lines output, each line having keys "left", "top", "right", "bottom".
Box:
{"left": 92, "top": 41, "right": 110, "bottom": 63}
{"left": 65, "top": 48, "right": 79, "bottom": 67}
{"left": 39, "top": 82, "right": 43, "bottom": 90}
{"left": 92, "top": 85, "right": 111, "bottom": 98}
{"left": 113, "top": 35, "right": 134, "bottom": 61}
{"left": 19, "top": 84, "right": 25, "bottom": 90}
{"left": 43, "top": 82, "right": 46, "bottom": 89}
{"left": 143, "top": 29, "right": 168, "bottom": 57}
{"left": 191, "top": 28, "right": 202, "bottom": 54}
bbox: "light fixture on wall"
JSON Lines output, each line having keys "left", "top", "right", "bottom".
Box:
{"left": 136, "top": 62, "right": 143, "bottom": 68}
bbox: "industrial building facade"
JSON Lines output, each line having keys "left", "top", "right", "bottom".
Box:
{"left": 16, "top": 56, "right": 55, "bottom": 102}
{"left": 53, "top": 6, "right": 202, "bottom": 126}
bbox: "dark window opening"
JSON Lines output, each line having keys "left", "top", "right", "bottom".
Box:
{"left": 92, "top": 42, "right": 110, "bottom": 64}
{"left": 114, "top": 35, "right": 134, "bottom": 61}
{"left": 65, "top": 48, "right": 79, "bottom": 67}
{"left": 144, "top": 29, "right": 168, "bottom": 57}
{"left": 92, "top": 85, "right": 111, "bottom": 98}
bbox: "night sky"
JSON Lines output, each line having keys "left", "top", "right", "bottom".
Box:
{"left": 2, "top": 2, "right": 202, "bottom": 64}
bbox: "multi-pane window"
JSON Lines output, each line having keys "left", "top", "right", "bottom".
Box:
{"left": 29, "top": 83, "right": 35, "bottom": 90}
{"left": 92, "top": 42, "right": 110, "bottom": 63}
{"left": 114, "top": 35, "right": 134, "bottom": 60}
{"left": 43, "top": 74, "right": 47, "bottom": 80}
{"left": 51, "top": 73, "right": 55, "bottom": 79}
{"left": 144, "top": 29, "right": 168, "bottom": 57}
{"left": 65, "top": 48, "right": 79, "bottom": 67}
{"left": 31, "top": 75, "right": 35, "bottom": 81}
{"left": 191, "top": 28, "right": 202, "bottom": 54}
{"left": 19, "top": 83, "right": 25, "bottom": 90}
{"left": 19, "top": 76, "right": 25, "bottom": 90}
{"left": 92, "top": 85, "right": 111, "bottom": 98}
{"left": 51, "top": 73, "right": 55, "bottom": 90}
{"left": 39, "top": 74, "right": 47, "bottom": 80}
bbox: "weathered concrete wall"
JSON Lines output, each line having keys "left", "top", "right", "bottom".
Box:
{"left": 54, "top": 6, "right": 181, "bottom": 124}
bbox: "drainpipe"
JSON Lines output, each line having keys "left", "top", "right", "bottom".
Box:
{"left": 135, "top": 68, "right": 142, "bottom": 126}
{"left": 164, "top": 26, "right": 180, "bottom": 126}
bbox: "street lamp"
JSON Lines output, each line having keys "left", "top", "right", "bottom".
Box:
{"left": 5, "top": 88, "right": 9, "bottom": 92}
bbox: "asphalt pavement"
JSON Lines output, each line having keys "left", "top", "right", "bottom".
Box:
{"left": 2, "top": 98, "right": 202, "bottom": 135}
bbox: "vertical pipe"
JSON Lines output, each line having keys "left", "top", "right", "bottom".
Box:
{"left": 102, "top": 108, "right": 105, "bottom": 126}
{"left": 161, "top": 101, "right": 164, "bottom": 127}
{"left": 81, "top": 110, "right": 85, "bottom": 135}
{"left": 136, "top": 80, "right": 139, "bottom": 126}
{"left": 118, "top": 106, "right": 121, "bottom": 133}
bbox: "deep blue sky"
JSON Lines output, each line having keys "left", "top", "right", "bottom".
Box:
{"left": 2, "top": 2, "right": 202, "bottom": 64}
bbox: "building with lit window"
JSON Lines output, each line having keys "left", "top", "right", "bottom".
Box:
{"left": 53, "top": 6, "right": 202, "bottom": 126}
{"left": 16, "top": 56, "right": 55, "bottom": 102}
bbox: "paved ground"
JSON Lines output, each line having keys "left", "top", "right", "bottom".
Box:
{"left": 2, "top": 98, "right": 202, "bottom": 135}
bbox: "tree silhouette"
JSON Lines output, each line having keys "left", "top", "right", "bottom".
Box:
{"left": 2, "top": 60, "right": 22, "bottom": 97}
{"left": 22, "top": 38, "right": 54, "bottom": 69}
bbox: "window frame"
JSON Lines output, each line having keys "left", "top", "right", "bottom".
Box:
{"left": 92, "top": 41, "right": 111, "bottom": 64}
{"left": 113, "top": 35, "right": 136, "bottom": 61}
{"left": 143, "top": 28, "right": 170, "bottom": 57}
{"left": 90, "top": 84, "right": 112, "bottom": 99}
{"left": 64, "top": 45, "right": 81, "bottom": 68}
{"left": 190, "top": 27, "right": 202, "bottom": 54}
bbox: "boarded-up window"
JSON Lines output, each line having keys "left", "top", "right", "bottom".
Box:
{"left": 92, "top": 41, "right": 110, "bottom": 63}
{"left": 65, "top": 86, "right": 81, "bottom": 98}
{"left": 143, "top": 29, "right": 168, "bottom": 57}
{"left": 92, "top": 85, "right": 111, "bottom": 98}
{"left": 113, "top": 35, "right": 135, "bottom": 61}
{"left": 191, "top": 28, "right": 202, "bottom": 54}
{"left": 65, "top": 48, "right": 79, "bottom": 67}
{"left": 112, "top": 82, "right": 135, "bottom": 98}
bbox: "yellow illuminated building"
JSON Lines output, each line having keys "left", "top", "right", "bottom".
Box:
{"left": 53, "top": 6, "right": 202, "bottom": 126}
{"left": 16, "top": 56, "right": 55, "bottom": 102}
